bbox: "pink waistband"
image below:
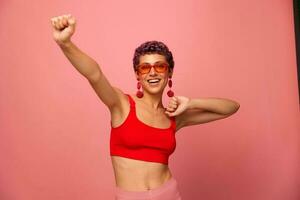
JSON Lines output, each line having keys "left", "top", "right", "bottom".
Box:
{"left": 115, "top": 176, "right": 177, "bottom": 198}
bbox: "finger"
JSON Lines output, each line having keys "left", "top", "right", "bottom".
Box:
{"left": 170, "top": 101, "right": 177, "bottom": 106}
{"left": 63, "top": 14, "right": 71, "bottom": 22}
{"left": 168, "top": 103, "right": 176, "bottom": 108}
{"left": 57, "top": 16, "right": 65, "bottom": 29}
{"left": 67, "top": 15, "right": 76, "bottom": 26}
{"left": 166, "top": 107, "right": 172, "bottom": 112}
{"left": 62, "top": 17, "right": 68, "bottom": 26}
{"left": 50, "top": 18, "right": 55, "bottom": 27}
{"left": 167, "top": 106, "right": 176, "bottom": 112}
{"left": 165, "top": 110, "right": 175, "bottom": 117}
{"left": 172, "top": 96, "right": 178, "bottom": 102}
{"left": 54, "top": 18, "right": 61, "bottom": 30}
{"left": 169, "top": 104, "right": 177, "bottom": 109}
{"left": 167, "top": 101, "right": 176, "bottom": 108}
{"left": 165, "top": 110, "right": 172, "bottom": 116}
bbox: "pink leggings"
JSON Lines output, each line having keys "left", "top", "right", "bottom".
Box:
{"left": 114, "top": 176, "right": 182, "bottom": 200}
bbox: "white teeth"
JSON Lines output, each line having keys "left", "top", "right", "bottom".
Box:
{"left": 148, "top": 79, "right": 160, "bottom": 83}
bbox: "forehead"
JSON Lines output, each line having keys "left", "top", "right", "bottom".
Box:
{"left": 139, "top": 54, "right": 167, "bottom": 64}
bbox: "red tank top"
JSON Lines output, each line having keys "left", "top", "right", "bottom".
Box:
{"left": 110, "top": 94, "right": 177, "bottom": 165}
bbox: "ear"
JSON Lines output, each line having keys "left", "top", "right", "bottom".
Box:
{"left": 168, "top": 68, "right": 173, "bottom": 78}
{"left": 135, "top": 70, "right": 140, "bottom": 80}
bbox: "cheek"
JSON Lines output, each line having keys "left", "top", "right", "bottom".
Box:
{"left": 163, "top": 74, "right": 170, "bottom": 82}
{"left": 161, "top": 78, "right": 168, "bottom": 87}
{"left": 136, "top": 73, "right": 145, "bottom": 81}
{"left": 140, "top": 75, "right": 148, "bottom": 84}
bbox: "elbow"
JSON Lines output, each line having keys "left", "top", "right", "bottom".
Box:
{"left": 231, "top": 102, "right": 240, "bottom": 114}
{"left": 235, "top": 103, "right": 240, "bottom": 112}
{"left": 224, "top": 102, "right": 240, "bottom": 115}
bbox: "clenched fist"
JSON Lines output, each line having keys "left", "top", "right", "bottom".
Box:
{"left": 165, "top": 96, "right": 190, "bottom": 117}
{"left": 50, "top": 14, "right": 76, "bottom": 45}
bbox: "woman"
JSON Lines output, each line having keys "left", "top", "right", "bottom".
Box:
{"left": 50, "top": 14, "right": 240, "bottom": 200}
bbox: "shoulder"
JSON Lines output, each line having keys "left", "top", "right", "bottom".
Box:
{"left": 128, "top": 93, "right": 138, "bottom": 103}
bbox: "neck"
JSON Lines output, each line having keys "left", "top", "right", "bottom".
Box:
{"left": 141, "top": 91, "right": 164, "bottom": 111}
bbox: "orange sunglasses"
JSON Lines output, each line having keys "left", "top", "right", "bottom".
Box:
{"left": 136, "top": 62, "right": 170, "bottom": 75}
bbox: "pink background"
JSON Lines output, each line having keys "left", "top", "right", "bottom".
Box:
{"left": 1, "top": 0, "right": 299, "bottom": 199}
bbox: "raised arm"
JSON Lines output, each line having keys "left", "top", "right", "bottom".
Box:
{"left": 50, "top": 14, "right": 125, "bottom": 111}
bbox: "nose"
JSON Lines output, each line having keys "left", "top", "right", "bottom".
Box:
{"left": 149, "top": 66, "right": 157, "bottom": 75}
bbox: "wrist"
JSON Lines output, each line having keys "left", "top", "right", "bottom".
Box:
{"left": 57, "top": 40, "right": 73, "bottom": 49}
{"left": 187, "top": 98, "right": 195, "bottom": 109}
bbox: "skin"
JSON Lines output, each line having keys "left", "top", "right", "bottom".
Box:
{"left": 50, "top": 14, "right": 175, "bottom": 192}
{"left": 110, "top": 53, "right": 177, "bottom": 191}
{"left": 50, "top": 14, "right": 240, "bottom": 193}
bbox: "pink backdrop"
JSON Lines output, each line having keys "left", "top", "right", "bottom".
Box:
{"left": 1, "top": 0, "right": 299, "bottom": 199}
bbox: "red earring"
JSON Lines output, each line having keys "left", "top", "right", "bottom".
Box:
{"left": 136, "top": 80, "right": 144, "bottom": 98}
{"left": 167, "top": 78, "right": 174, "bottom": 97}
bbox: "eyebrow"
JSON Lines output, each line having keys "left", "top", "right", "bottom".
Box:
{"left": 142, "top": 61, "right": 166, "bottom": 64}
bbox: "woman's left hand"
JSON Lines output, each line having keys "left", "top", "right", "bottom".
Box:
{"left": 165, "top": 96, "right": 190, "bottom": 117}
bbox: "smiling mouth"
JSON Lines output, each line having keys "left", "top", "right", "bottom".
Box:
{"left": 147, "top": 79, "right": 161, "bottom": 85}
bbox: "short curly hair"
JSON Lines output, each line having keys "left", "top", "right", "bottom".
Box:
{"left": 133, "top": 40, "right": 174, "bottom": 72}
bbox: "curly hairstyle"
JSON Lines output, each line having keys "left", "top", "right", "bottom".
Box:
{"left": 133, "top": 40, "right": 174, "bottom": 72}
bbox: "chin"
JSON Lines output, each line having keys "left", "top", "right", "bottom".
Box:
{"left": 142, "top": 81, "right": 167, "bottom": 93}
{"left": 145, "top": 87, "right": 166, "bottom": 95}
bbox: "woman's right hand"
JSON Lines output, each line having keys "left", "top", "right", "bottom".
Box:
{"left": 50, "top": 14, "right": 76, "bottom": 45}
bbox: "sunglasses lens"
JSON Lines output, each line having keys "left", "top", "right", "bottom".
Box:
{"left": 155, "top": 63, "right": 168, "bottom": 72}
{"left": 137, "top": 63, "right": 169, "bottom": 74}
{"left": 138, "top": 64, "right": 151, "bottom": 74}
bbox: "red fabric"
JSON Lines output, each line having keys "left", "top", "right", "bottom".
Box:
{"left": 110, "top": 94, "right": 177, "bottom": 165}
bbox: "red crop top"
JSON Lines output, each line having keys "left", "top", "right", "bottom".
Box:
{"left": 110, "top": 94, "right": 177, "bottom": 165}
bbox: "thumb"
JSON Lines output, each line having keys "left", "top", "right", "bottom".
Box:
{"left": 67, "top": 15, "right": 76, "bottom": 28}
{"left": 165, "top": 110, "right": 175, "bottom": 117}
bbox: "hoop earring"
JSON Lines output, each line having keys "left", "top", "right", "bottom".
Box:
{"left": 136, "top": 80, "right": 144, "bottom": 98}
{"left": 167, "top": 78, "right": 174, "bottom": 97}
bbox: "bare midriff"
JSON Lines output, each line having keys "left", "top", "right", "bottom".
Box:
{"left": 111, "top": 155, "right": 172, "bottom": 191}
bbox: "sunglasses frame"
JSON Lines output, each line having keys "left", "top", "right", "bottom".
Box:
{"left": 136, "top": 62, "right": 170, "bottom": 75}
